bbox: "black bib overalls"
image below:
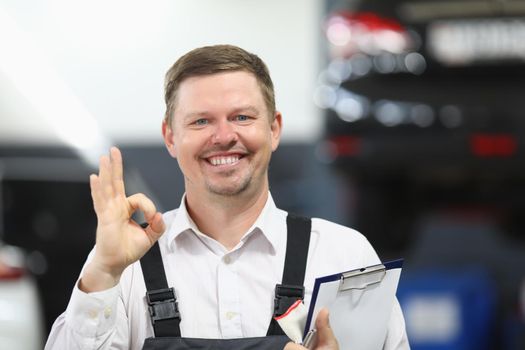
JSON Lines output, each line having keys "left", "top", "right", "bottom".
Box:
{"left": 139, "top": 214, "right": 311, "bottom": 350}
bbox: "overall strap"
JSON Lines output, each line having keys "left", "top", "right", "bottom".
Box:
{"left": 267, "top": 214, "right": 312, "bottom": 336}
{"left": 140, "top": 237, "right": 182, "bottom": 337}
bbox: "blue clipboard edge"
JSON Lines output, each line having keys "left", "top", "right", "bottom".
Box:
{"left": 303, "top": 258, "right": 404, "bottom": 338}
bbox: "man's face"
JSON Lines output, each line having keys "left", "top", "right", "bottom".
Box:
{"left": 162, "top": 71, "right": 281, "bottom": 198}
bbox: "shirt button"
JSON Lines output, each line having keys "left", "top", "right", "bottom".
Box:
{"left": 88, "top": 309, "right": 98, "bottom": 319}
{"left": 223, "top": 255, "right": 232, "bottom": 264}
{"left": 225, "top": 311, "right": 237, "bottom": 320}
{"left": 104, "top": 307, "right": 112, "bottom": 319}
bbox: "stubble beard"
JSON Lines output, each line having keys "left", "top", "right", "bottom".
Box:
{"left": 205, "top": 168, "right": 252, "bottom": 197}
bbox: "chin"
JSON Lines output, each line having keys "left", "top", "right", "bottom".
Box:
{"left": 206, "top": 178, "right": 251, "bottom": 197}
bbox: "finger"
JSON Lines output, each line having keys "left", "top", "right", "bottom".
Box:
{"left": 98, "top": 154, "right": 114, "bottom": 197}
{"left": 315, "top": 308, "right": 330, "bottom": 329}
{"left": 145, "top": 212, "right": 166, "bottom": 242}
{"left": 110, "top": 147, "right": 126, "bottom": 197}
{"left": 149, "top": 212, "right": 166, "bottom": 235}
{"left": 89, "top": 174, "right": 104, "bottom": 213}
{"left": 127, "top": 193, "right": 157, "bottom": 222}
{"left": 315, "top": 308, "right": 338, "bottom": 349}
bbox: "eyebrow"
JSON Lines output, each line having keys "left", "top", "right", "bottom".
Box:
{"left": 231, "top": 105, "right": 260, "bottom": 116}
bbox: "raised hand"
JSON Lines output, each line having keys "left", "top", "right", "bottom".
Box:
{"left": 79, "top": 147, "right": 166, "bottom": 293}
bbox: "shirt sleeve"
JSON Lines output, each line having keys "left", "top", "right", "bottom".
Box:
{"left": 44, "top": 244, "right": 132, "bottom": 350}
{"left": 44, "top": 281, "right": 130, "bottom": 350}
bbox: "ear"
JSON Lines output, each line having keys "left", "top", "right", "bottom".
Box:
{"left": 162, "top": 120, "right": 178, "bottom": 159}
{"left": 270, "top": 111, "right": 282, "bottom": 152}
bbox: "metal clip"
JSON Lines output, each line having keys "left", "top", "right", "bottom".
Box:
{"left": 339, "top": 264, "right": 386, "bottom": 291}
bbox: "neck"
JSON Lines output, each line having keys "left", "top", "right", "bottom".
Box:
{"left": 185, "top": 185, "right": 269, "bottom": 251}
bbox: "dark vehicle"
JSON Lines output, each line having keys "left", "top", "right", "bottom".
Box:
{"left": 317, "top": 1, "right": 525, "bottom": 349}
{"left": 319, "top": 0, "right": 525, "bottom": 165}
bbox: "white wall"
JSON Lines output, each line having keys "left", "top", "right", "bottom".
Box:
{"left": 0, "top": 0, "right": 323, "bottom": 147}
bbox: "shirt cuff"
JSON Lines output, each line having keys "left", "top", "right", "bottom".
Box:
{"left": 64, "top": 280, "right": 120, "bottom": 337}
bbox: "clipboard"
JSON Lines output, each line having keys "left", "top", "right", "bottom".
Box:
{"left": 303, "top": 259, "right": 404, "bottom": 349}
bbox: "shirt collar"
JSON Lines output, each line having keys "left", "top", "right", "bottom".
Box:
{"left": 241, "top": 193, "right": 282, "bottom": 252}
{"left": 165, "top": 193, "right": 195, "bottom": 244}
{"left": 165, "top": 192, "right": 283, "bottom": 252}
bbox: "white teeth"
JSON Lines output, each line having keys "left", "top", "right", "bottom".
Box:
{"left": 209, "top": 156, "right": 239, "bottom": 166}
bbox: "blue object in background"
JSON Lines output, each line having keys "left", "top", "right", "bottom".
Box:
{"left": 397, "top": 269, "right": 496, "bottom": 350}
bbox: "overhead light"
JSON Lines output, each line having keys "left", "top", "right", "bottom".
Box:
{"left": 374, "top": 100, "right": 406, "bottom": 126}
{"left": 328, "top": 59, "right": 353, "bottom": 82}
{"left": 439, "top": 105, "right": 463, "bottom": 128}
{"left": 404, "top": 52, "right": 427, "bottom": 75}
{"left": 334, "top": 90, "right": 370, "bottom": 122}
{"left": 373, "top": 53, "right": 397, "bottom": 74}
{"left": 335, "top": 97, "right": 365, "bottom": 122}
{"left": 313, "top": 85, "right": 337, "bottom": 109}
{"left": 349, "top": 53, "right": 373, "bottom": 77}
{"left": 410, "top": 104, "right": 435, "bottom": 127}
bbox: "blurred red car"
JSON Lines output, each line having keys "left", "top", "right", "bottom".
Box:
{"left": 0, "top": 243, "right": 44, "bottom": 349}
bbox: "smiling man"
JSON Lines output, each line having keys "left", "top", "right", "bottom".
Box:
{"left": 45, "top": 45, "right": 409, "bottom": 350}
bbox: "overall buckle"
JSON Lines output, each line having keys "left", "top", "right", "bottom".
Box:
{"left": 273, "top": 284, "right": 305, "bottom": 316}
{"left": 146, "top": 287, "right": 180, "bottom": 324}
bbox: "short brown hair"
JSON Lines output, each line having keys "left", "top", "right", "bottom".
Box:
{"left": 163, "top": 45, "right": 275, "bottom": 127}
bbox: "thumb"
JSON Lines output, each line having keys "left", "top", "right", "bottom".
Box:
{"left": 315, "top": 308, "right": 339, "bottom": 349}
{"left": 145, "top": 212, "right": 166, "bottom": 242}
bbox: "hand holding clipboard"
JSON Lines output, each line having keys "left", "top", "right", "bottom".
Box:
{"left": 303, "top": 260, "right": 404, "bottom": 350}
{"left": 283, "top": 308, "right": 339, "bottom": 350}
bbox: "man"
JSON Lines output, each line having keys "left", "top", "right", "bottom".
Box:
{"left": 45, "top": 45, "right": 409, "bottom": 349}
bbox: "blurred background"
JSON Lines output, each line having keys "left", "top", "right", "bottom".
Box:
{"left": 1, "top": 0, "right": 525, "bottom": 349}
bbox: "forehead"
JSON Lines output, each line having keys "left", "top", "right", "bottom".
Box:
{"left": 174, "top": 71, "right": 266, "bottom": 114}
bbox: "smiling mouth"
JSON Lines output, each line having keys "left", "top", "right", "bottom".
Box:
{"left": 207, "top": 155, "right": 242, "bottom": 166}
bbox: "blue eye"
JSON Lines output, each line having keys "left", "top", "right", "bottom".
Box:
{"left": 236, "top": 115, "right": 249, "bottom": 121}
{"left": 195, "top": 119, "right": 208, "bottom": 125}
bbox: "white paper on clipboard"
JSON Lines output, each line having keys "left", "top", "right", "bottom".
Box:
{"left": 303, "top": 259, "right": 403, "bottom": 350}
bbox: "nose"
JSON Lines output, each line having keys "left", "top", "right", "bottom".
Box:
{"left": 212, "top": 120, "right": 237, "bottom": 146}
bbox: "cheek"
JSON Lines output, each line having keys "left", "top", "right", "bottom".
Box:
{"left": 174, "top": 131, "right": 211, "bottom": 160}
{"left": 242, "top": 124, "right": 273, "bottom": 148}
{"left": 173, "top": 138, "right": 199, "bottom": 177}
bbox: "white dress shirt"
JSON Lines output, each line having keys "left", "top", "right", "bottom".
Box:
{"left": 45, "top": 194, "right": 410, "bottom": 350}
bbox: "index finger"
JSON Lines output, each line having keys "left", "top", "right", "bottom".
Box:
{"left": 110, "top": 146, "right": 126, "bottom": 197}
